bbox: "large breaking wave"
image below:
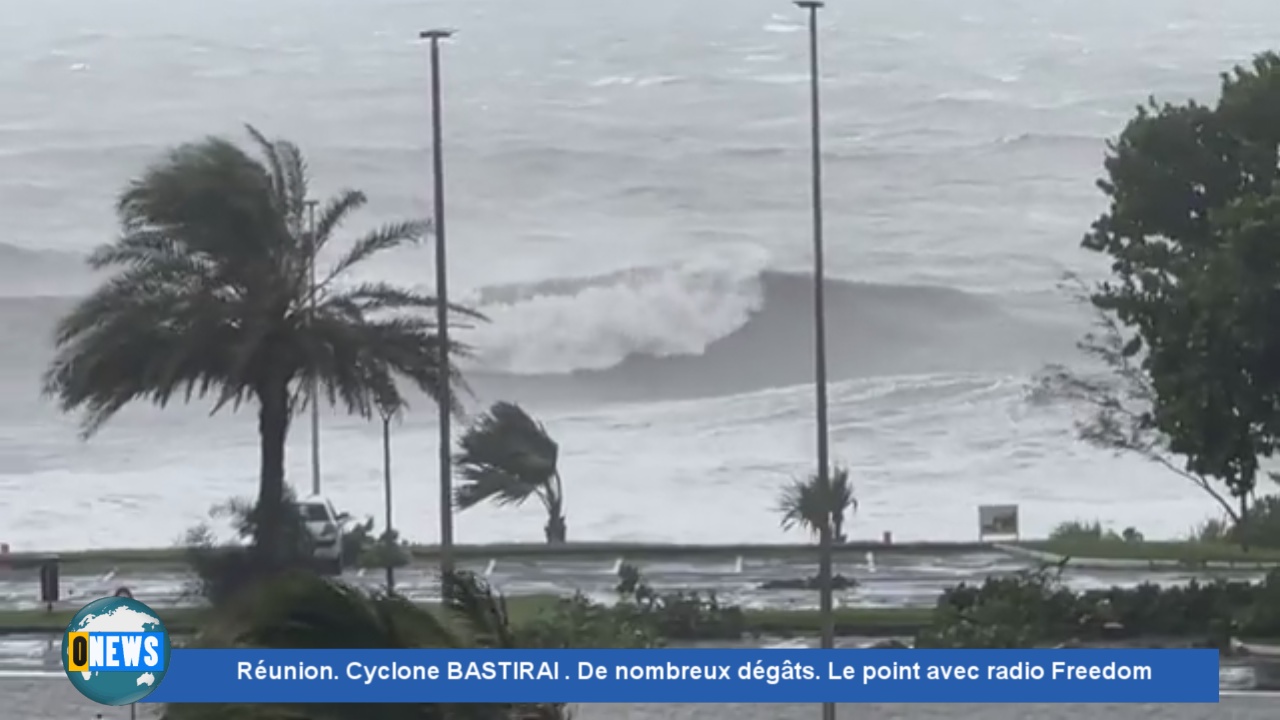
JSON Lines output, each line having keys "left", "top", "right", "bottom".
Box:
{"left": 461, "top": 259, "right": 1082, "bottom": 404}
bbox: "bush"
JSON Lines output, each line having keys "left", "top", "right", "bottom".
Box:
{"left": 1234, "top": 495, "right": 1280, "bottom": 549}
{"left": 916, "top": 561, "right": 1280, "bottom": 648}
{"left": 518, "top": 563, "right": 745, "bottom": 647}
{"left": 614, "top": 563, "right": 745, "bottom": 641}
{"left": 1048, "top": 520, "right": 1143, "bottom": 544}
{"left": 181, "top": 490, "right": 329, "bottom": 606}
{"left": 341, "top": 519, "right": 411, "bottom": 569}
{"left": 1188, "top": 517, "right": 1233, "bottom": 543}
{"left": 1187, "top": 495, "right": 1280, "bottom": 549}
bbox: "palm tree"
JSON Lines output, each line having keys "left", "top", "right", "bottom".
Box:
{"left": 454, "top": 402, "right": 566, "bottom": 544}
{"left": 777, "top": 464, "right": 856, "bottom": 543}
{"left": 43, "top": 125, "right": 480, "bottom": 569}
{"left": 162, "top": 570, "right": 564, "bottom": 720}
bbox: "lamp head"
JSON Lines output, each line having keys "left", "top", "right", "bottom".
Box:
{"left": 418, "top": 29, "right": 456, "bottom": 40}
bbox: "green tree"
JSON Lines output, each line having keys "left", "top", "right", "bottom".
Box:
{"left": 776, "top": 464, "right": 857, "bottom": 544}
{"left": 1037, "top": 275, "right": 1242, "bottom": 525}
{"left": 162, "top": 570, "right": 563, "bottom": 720}
{"left": 454, "top": 402, "right": 566, "bottom": 543}
{"left": 1079, "top": 52, "right": 1280, "bottom": 526}
{"left": 43, "top": 126, "right": 478, "bottom": 569}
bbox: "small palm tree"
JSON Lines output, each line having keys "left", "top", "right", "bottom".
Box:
{"left": 777, "top": 464, "right": 856, "bottom": 543}
{"left": 454, "top": 402, "right": 566, "bottom": 544}
{"left": 43, "top": 125, "right": 480, "bottom": 569}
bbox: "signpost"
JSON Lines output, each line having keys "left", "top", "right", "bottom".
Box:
{"left": 978, "top": 504, "right": 1020, "bottom": 541}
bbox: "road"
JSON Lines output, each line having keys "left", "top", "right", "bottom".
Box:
{"left": 0, "top": 550, "right": 1268, "bottom": 612}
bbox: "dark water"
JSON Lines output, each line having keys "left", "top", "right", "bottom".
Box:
{"left": 3, "top": 679, "right": 1274, "bottom": 720}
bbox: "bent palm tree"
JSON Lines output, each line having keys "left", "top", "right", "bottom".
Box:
{"left": 454, "top": 402, "right": 566, "bottom": 543}
{"left": 43, "top": 125, "right": 480, "bottom": 569}
{"left": 777, "top": 464, "right": 856, "bottom": 543}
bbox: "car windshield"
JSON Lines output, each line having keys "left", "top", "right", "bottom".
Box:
{"left": 299, "top": 503, "right": 329, "bottom": 522}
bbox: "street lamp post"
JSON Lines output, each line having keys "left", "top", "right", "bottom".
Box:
{"left": 795, "top": 3, "right": 835, "bottom": 720}
{"left": 305, "top": 199, "right": 322, "bottom": 497}
{"left": 419, "top": 28, "right": 456, "bottom": 584}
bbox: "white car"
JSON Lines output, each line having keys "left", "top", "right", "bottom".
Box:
{"left": 297, "top": 495, "right": 344, "bottom": 575}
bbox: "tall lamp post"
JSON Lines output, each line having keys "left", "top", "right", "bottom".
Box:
{"left": 419, "top": 28, "right": 456, "bottom": 584}
{"left": 795, "top": 3, "right": 835, "bottom": 720}
{"left": 305, "top": 198, "right": 322, "bottom": 497}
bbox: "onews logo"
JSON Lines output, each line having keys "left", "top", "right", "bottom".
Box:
{"left": 62, "top": 595, "right": 171, "bottom": 706}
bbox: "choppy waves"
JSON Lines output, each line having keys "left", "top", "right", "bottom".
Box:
{"left": 0, "top": 243, "right": 1083, "bottom": 407}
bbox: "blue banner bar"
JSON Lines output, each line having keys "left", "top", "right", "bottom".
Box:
{"left": 143, "top": 649, "right": 1219, "bottom": 704}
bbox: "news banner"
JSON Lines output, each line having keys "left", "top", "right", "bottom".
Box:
{"left": 106, "top": 647, "right": 1224, "bottom": 704}
{"left": 61, "top": 597, "right": 1222, "bottom": 706}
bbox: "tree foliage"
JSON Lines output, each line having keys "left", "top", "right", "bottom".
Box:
{"left": 776, "top": 464, "right": 856, "bottom": 543}
{"left": 916, "top": 561, "right": 1280, "bottom": 649}
{"left": 1078, "top": 51, "right": 1280, "bottom": 521}
{"left": 454, "top": 402, "right": 566, "bottom": 544}
{"left": 163, "top": 570, "right": 563, "bottom": 720}
{"left": 43, "top": 125, "right": 481, "bottom": 566}
{"left": 1036, "top": 276, "right": 1242, "bottom": 524}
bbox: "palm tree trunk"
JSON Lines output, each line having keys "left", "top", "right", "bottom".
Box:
{"left": 255, "top": 378, "right": 291, "bottom": 569}
{"left": 542, "top": 479, "right": 567, "bottom": 544}
{"left": 544, "top": 503, "right": 567, "bottom": 544}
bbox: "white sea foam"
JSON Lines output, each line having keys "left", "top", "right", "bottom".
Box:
{"left": 465, "top": 246, "right": 770, "bottom": 374}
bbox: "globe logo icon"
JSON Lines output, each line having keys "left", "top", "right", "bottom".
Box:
{"left": 61, "top": 596, "right": 171, "bottom": 706}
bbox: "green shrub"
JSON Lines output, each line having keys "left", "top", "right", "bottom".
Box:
{"left": 1188, "top": 517, "right": 1233, "bottom": 543}
{"left": 1235, "top": 495, "right": 1280, "bottom": 549}
{"left": 1048, "top": 520, "right": 1143, "bottom": 544}
{"left": 1049, "top": 520, "right": 1107, "bottom": 542}
{"left": 518, "top": 563, "right": 745, "bottom": 647}
{"left": 1187, "top": 495, "right": 1280, "bottom": 549}
{"left": 182, "top": 490, "right": 319, "bottom": 606}
{"left": 340, "top": 519, "right": 411, "bottom": 569}
{"left": 614, "top": 563, "right": 744, "bottom": 641}
{"left": 916, "top": 561, "right": 1280, "bottom": 648}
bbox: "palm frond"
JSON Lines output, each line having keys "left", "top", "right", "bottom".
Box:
{"left": 273, "top": 138, "right": 310, "bottom": 230}
{"left": 43, "top": 271, "right": 249, "bottom": 436}
{"left": 243, "top": 124, "right": 289, "bottom": 217}
{"left": 320, "top": 220, "right": 432, "bottom": 289}
{"left": 312, "top": 189, "right": 367, "bottom": 255}
{"left": 454, "top": 403, "right": 559, "bottom": 511}
{"left": 296, "top": 310, "right": 471, "bottom": 420}
{"left": 86, "top": 229, "right": 197, "bottom": 271}
{"left": 776, "top": 465, "right": 856, "bottom": 537}
{"left": 454, "top": 467, "right": 544, "bottom": 509}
